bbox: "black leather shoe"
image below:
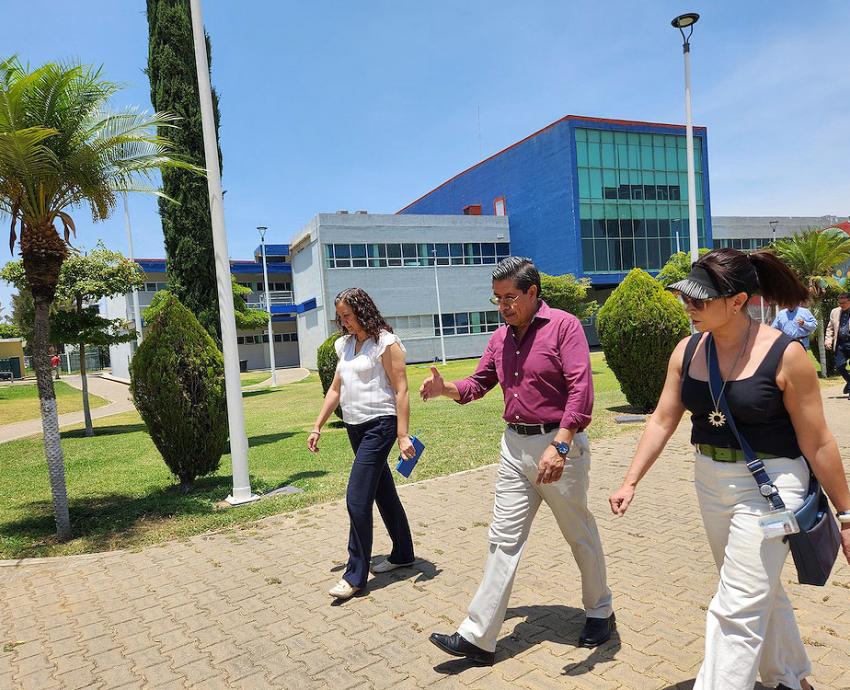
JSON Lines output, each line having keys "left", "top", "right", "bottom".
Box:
{"left": 843, "top": 382, "right": 850, "bottom": 395}
{"left": 777, "top": 685, "right": 814, "bottom": 690}
{"left": 578, "top": 613, "right": 616, "bottom": 647}
{"left": 429, "top": 632, "right": 495, "bottom": 666}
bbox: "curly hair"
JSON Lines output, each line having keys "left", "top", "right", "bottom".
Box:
{"left": 334, "top": 288, "right": 392, "bottom": 342}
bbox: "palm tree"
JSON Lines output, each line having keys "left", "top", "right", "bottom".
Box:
{"left": 773, "top": 227, "right": 850, "bottom": 376}
{"left": 0, "top": 57, "right": 194, "bottom": 541}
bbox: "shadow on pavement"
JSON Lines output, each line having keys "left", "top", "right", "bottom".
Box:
{"left": 330, "top": 558, "right": 441, "bottom": 607}
{"left": 433, "top": 603, "right": 620, "bottom": 675}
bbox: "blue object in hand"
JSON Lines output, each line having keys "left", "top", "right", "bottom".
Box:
{"left": 396, "top": 436, "right": 425, "bottom": 478}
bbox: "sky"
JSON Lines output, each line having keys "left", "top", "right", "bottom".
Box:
{"left": 2, "top": 0, "right": 850, "bottom": 311}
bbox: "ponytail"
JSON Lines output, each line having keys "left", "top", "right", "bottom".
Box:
{"left": 747, "top": 250, "right": 808, "bottom": 308}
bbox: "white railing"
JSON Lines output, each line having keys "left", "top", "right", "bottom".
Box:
{"left": 246, "top": 290, "right": 294, "bottom": 309}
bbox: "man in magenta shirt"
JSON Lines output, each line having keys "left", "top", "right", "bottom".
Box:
{"left": 422, "top": 257, "right": 614, "bottom": 666}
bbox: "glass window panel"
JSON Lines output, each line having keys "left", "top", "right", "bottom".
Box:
{"left": 575, "top": 128, "right": 587, "bottom": 142}
{"left": 630, "top": 185, "right": 643, "bottom": 200}
{"left": 616, "top": 143, "right": 629, "bottom": 167}
{"left": 653, "top": 146, "right": 666, "bottom": 169}
{"left": 669, "top": 185, "right": 681, "bottom": 201}
{"left": 648, "top": 238, "right": 662, "bottom": 269}
{"left": 579, "top": 202, "right": 591, "bottom": 219}
{"left": 604, "top": 186, "right": 618, "bottom": 200}
{"left": 481, "top": 242, "right": 496, "bottom": 258}
{"left": 593, "top": 219, "right": 606, "bottom": 238}
{"left": 587, "top": 129, "right": 600, "bottom": 142}
{"left": 588, "top": 142, "right": 600, "bottom": 166}
{"left": 628, "top": 132, "right": 641, "bottom": 146}
{"left": 678, "top": 148, "right": 687, "bottom": 169}
{"left": 324, "top": 244, "right": 334, "bottom": 259}
{"left": 578, "top": 168, "right": 590, "bottom": 196}
{"left": 620, "top": 219, "right": 634, "bottom": 238}
{"left": 606, "top": 218, "right": 620, "bottom": 238}
{"left": 449, "top": 243, "right": 464, "bottom": 266}
{"left": 455, "top": 312, "right": 469, "bottom": 335}
{"left": 633, "top": 218, "right": 646, "bottom": 237}
{"left": 618, "top": 204, "right": 632, "bottom": 220}
{"left": 496, "top": 243, "right": 510, "bottom": 259}
{"left": 387, "top": 243, "right": 402, "bottom": 267}
{"left": 602, "top": 143, "right": 615, "bottom": 167}
{"left": 600, "top": 130, "right": 613, "bottom": 143}
{"left": 628, "top": 144, "right": 640, "bottom": 169}
{"left": 582, "top": 239, "right": 595, "bottom": 272}
{"left": 603, "top": 202, "right": 617, "bottom": 218}
{"left": 666, "top": 148, "right": 678, "bottom": 170}
{"left": 602, "top": 169, "right": 616, "bottom": 189}
{"left": 594, "top": 240, "right": 609, "bottom": 272}
{"left": 576, "top": 141, "right": 588, "bottom": 167}
{"left": 580, "top": 219, "right": 593, "bottom": 238}
{"left": 640, "top": 145, "right": 653, "bottom": 169}
{"left": 589, "top": 168, "right": 602, "bottom": 199}
{"left": 652, "top": 135, "right": 665, "bottom": 147}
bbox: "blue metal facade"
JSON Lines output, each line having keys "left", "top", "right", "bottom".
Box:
{"left": 399, "top": 116, "right": 711, "bottom": 285}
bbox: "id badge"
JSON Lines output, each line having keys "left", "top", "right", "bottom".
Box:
{"left": 758, "top": 510, "right": 800, "bottom": 539}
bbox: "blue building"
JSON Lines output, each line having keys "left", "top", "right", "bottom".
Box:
{"left": 399, "top": 115, "right": 711, "bottom": 289}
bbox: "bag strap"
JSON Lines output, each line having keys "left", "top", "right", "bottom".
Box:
{"left": 705, "top": 333, "right": 786, "bottom": 511}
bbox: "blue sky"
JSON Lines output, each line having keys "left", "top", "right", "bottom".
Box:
{"left": 2, "top": 0, "right": 849, "bottom": 311}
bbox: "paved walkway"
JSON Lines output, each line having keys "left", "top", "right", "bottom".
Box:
{"left": 242, "top": 367, "right": 311, "bottom": 390}
{"left": 1, "top": 386, "right": 849, "bottom": 690}
{"left": 0, "top": 376, "right": 135, "bottom": 444}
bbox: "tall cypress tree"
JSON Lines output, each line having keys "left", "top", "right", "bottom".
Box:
{"left": 146, "top": 0, "right": 222, "bottom": 341}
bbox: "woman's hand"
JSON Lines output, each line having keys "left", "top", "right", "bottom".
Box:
{"left": 609, "top": 484, "right": 636, "bottom": 516}
{"left": 307, "top": 430, "right": 321, "bottom": 453}
{"left": 842, "top": 523, "right": 850, "bottom": 565}
{"left": 398, "top": 435, "right": 416, "bottom": 460}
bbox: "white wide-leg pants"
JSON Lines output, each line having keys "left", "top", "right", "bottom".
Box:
{"left": 457, "top": 429, "right": 613, "bottom": 652}
{"left": 693, "top": 452, "right": 812, "bottom": 690}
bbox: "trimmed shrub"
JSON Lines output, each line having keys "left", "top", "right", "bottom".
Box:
{"left": 317, "top": 331, "right": 343, "bottom": 419}
{"left": 597, "top": 268, "right": 690, "bottom": 412}
{"left": 130, "top": 292, "right": 227, "bottom": 491}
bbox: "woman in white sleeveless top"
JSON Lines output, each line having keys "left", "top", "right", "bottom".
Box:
{"left": 308, "top": 288, "right": 417, "bottom": 600}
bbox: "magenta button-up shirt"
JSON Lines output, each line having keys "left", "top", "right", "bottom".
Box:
{"left": 453, "top": 301, "right": 594, "bottom": 430}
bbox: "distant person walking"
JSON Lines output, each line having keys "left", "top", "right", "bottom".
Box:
{"left": 50, "top": 353, "right": 61, "bottom": 380}
{"left": 771, "top": 303, "right": 817, "bottom": 350}
{"left": 308, "top": 288, "right": 416, "bottom": 601}
{"left": 825, "top": 292, "right": 850, "bottom": 398}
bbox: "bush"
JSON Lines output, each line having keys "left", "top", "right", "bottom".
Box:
{"left": 130, "top": 292, "right": 227, "bottom": 491}
{"left": 317, "top": 331, "right": 343, "bottom": 419}
{"left": 539, "top": 272, "right": 598, "bottom": 321}
{"left": 655, "top": 248, "right": 711, "bottom": 287}
{"left": 597, "top": 268, "right": 690, "bottom": 412}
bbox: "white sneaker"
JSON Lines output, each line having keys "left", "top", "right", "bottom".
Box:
{"left": 370, "top": 559, "right": 415, "bottom": 574}
{"left": 328, "top": 579, "right": 359, "bottom": 599}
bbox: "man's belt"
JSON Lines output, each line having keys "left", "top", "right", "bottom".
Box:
{"left": 696, "top": 443, "right": 781, "bottom": 463}
{"left": 507, "top": 422, "right": 560, "bottom": 436}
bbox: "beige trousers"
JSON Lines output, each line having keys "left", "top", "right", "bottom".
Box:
{"left": 693, "top": 452, "right": 812, "bottom": 690}
{"left": 457, "top": 428, "right": 613, "bottom": 652}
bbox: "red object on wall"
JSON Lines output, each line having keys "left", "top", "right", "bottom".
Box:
{"left": 463, "top": 204, "right": 482, "bottom": 215}
{"left": 493, "top": 197, "right": 507, "bottom": 216}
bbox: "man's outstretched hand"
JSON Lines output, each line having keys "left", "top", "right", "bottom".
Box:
{"left": 420, "top": 366, "right": 445, "bottom": 401}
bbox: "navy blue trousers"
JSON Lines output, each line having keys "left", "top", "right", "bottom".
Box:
{"left": 834, "top": 342, "right": 850, "bottom": 383}
{"left": 343, "top": 415, "right": 414, "bottom": 588}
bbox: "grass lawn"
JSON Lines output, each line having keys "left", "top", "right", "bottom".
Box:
{"left": 0, "top": 353, "right": 661, "bottom": 559}
{"left": 240, "top": 371, "right": 272, "bottom": 388}
{"left": 0, "top": 381, "right": 109, "bottom": 425}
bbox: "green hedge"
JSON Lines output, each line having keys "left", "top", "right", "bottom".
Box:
{"left": 597, "top": 268, "right": 689, "bottom": 412}
{"left": 317, "top": 331, "right": 343, "bottom": 420}
{"left": 130, "top": 292, "right": 227, "bottom": 491}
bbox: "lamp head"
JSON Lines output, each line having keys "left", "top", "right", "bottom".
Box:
{"left": 671, "top": 13, "right": 699, "bottom": 29}
{"left": 257, "top": 225, "right": 268, "bottom": 240}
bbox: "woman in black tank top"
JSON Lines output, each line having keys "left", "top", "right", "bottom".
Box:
{"left": 608, "top": 249, "right": 850, "bottom": 690}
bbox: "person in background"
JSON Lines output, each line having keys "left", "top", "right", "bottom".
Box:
{"left": 50, "top": 352, "right": 61, "bottom": 380}
{"left": 307, "top": 288, "right": 416, "bottom": 601}
{"left": 825, "top": 292, "right": 850, "bottom": 398}
{"left": 771, "top": 301, "right": 817, "bottom": 350}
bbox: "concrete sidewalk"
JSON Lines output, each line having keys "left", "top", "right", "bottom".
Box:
{"left": 1, "top": 386, "right": 849, "bottom": 689}
{"left": 0, "top": 375, "right": 135, "bottom": 444}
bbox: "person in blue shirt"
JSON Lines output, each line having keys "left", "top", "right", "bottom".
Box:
{"left": 772, "top": 303, "right": 818, "bottom": 350}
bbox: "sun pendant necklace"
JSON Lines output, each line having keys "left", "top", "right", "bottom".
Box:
{"left": 707, "top": 320, "right": 754, "bottom": 428}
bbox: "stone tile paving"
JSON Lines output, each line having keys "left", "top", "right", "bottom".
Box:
{"left": 2, "top": 385, "right": 849, "bottom": 689}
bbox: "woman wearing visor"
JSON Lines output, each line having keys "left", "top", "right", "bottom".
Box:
{"left": 609, "top": 248, "right": 850, "bottom": 690}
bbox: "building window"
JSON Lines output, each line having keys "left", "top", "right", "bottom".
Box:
{"left": 494, "top": 197, "right": 506, "bottom": 216}
{"left": 713, "top": 237, "right": 771, "bottom": 251}
{"left": 325, "top": 242, "right": 510, "bottom": 269}
{"left": 434, "top": 310, "right": 502, "bottom": 337}
{"left": 576, "top": 126, "right": 707, "bottom": 273}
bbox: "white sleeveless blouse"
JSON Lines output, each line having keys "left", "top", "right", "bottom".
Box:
{"left": 334, "top": 330, "right": 405, "bottom": 424}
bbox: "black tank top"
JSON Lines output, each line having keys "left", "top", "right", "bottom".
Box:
{"left": 680, "top": 332, "right": 802, "bottom": 458}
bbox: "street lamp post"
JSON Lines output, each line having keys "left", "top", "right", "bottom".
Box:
{"left": 122, "top": 193, "right": 143, "bottom": 347}
{"left": 189, "top": 0, "right": 257, "bottom": 505}
{"left": 770, "top": 219, "right": 779, "bottom": 244}
{"left": 432, "top": 249, "right": 447, "bottom": 365}
{"left": 257, "top": 226, "right": 277, "bottom": 387}
{"left": 672, "top": 12, "right": 701, "bottom": 263}
{"left": 672, "top": 218, "right": 681, "bottom": 254}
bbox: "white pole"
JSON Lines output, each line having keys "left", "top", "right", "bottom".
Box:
{"left": 432, "top": 250, "right": 447, "bottom": 365}
{"left": 682, "top": 40, "right": 700, "bottom": 263}
{"left": 675, "top": 229, "right": 681, "bottom": 254}
{"left": 189, "top": 0, "right": 257, "bottom": 505}
{"left": 259, "top": 229, "right": 277, "bottom": 386}
{"left": 122, "top": 193, "right": 143, "bottom": 346}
